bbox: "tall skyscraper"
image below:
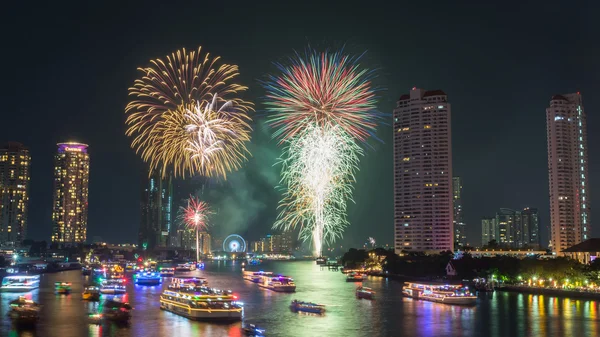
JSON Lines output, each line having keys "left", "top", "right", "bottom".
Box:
{"left": 394, "top": 88, "right": 453, "bottom": 253}
{"left": 546, "top": 93, "right": 590, "bottom": 254}
{"left": 481, "top": 217, "right": 497, "bottom": 246}
{"left": 496, "top": 208, "right": 519, "bottom": 247}
{"left": 51, "top": 143, "right": 90, "bottom": 244}
{"left": 522, "top": 207, "right": 540, "bottom": 249}
{"left": 139, "top": 170, "right": 173, "bottom": 249}
{"left": 0, "top": 142, "right": 31, "bottom": 245}
{"left": 452, "top": 176, "right": 466, "bottom": 247}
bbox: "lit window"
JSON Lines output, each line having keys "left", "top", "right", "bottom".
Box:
{"left": 403, "top": 157, "right": 410, "bottom": 161}
{"left": 554, "top": 116, "right": 564, "bottom": 121}
{"left": 438, "top": 105, "right": 444, "bottom": 109}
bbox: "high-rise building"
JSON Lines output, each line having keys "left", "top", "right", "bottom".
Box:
{"left": 522, "top": 207, "right": 540, "bottom": 249}
{"left": 199, "top": 232, "right": 211, "bottom": 254}
{"left": 546, "top": 93, "right": 590, "bottom": 254}
{"left": 394, "top": 88, "right": 453, "bottom": 253}
{"left": 0, "top": 142, "right": 31, "bottom": 245}
{"left": 138, "top": 171, "right": 173, "bottom": 249}
{"left": 51, "top": 143, "right": 90, "bottom": 244}
{"left": 481, "top": 217, "right": 496, "bottom": 246}
{"left": 452, "top": 176, "right": 466, "bottom": 248}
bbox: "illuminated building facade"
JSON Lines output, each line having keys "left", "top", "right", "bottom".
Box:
{"left": 394, "top": 88, "right": 453, "bottom": 253}
{"left": 481, "top": 217, "right": 496, "bottom": 246}
{"left": 139, "top": 170, "right": 173, "bottom": 249}
{"left": 51, "top": 143, "right": 90, "bottom": 244}
{"left": 452, "top": 176, "right": 466, "bottom": 248}
{"left": 0, "top": 142, "right": 31, "bottom": 245}
{"left": 546, "top": 93, "right": 590, "bottom": 254}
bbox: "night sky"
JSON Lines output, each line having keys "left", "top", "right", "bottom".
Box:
{"left": 2, "top": 1, "right": 598, "bottom": 249}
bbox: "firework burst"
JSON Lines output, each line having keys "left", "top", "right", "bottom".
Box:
{"left": 264, "top": 49, "right": 380, "bottom": 143}
{"left": 126, "top": 47, "right": 253, "bottom": 178}
{"left": 265, "top": 49, "right": 380, "bottom": 256}
{"left": 179, "top": 196, "right": 213, "bottom": 231}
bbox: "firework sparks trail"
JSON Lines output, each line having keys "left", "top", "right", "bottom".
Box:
{"left": 125, "top": 47, "right": 253, "bottom": 179}
{"left": 178, "top": 196, "right": 213, "bottom": 263}
{"left": 275, "top": 124, "right": 362, "bottom": 256}
{"left": 369, "top": 237, "right": 376, "bottom": 247}
{"left": 265, "top": 49, "right": 380, "bottom": 256}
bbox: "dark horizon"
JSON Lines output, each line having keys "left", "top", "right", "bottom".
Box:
{"left": 2, "top": 0, "right": 598, "bottom": 249}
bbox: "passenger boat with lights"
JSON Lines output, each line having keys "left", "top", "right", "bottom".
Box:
{"left": 168, "top": 277, "right": 208, "bottom": 291}
{"left": 160, "top": 267, "right": 175, "bottom": 277}
{"left": 82, "top": 286, "right": 101, "bottom": 301}
{"left": 356, "top": 286, "right": 375, "bottom": 300}
{"left": 346, "top": 272, "right": 367, "bottom": 282}
{"left": 258, "top": 274, "right": 296, "bottom": 292}
{"left": 160, "top": 289, "right": 243, "bottom": 321}
{"left": 176, "top": 263, "right": 196, "bottom": 271}
{"left": 290, "top": 300, "right": 325, "bottom": 314}
{"left": 402, "top": 282, "right": 477, "bottom": 305}
{"left": 315, "top": 257, "right": 327, "bottom": 265}
{"left": 8, "top": 296, "right": 41, "bottom": 325}
{"left": 1, "top": 275, "right": 40, "bottom": 292}
{"left": 135, "top": 271, "right": 162, "bottom": 285}
{"left": 243, "top": 270, "right": 273, "bottom": 283}
{"left": 55, "top": 282, "right": 72, "bottom": 294}
{"left": 102, "top": 298, "right": 133, "bottom": 322}
{"left": 100, "top": 278, "right": 127, "bottom": 294}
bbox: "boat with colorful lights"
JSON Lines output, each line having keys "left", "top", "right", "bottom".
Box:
{"left": 55, "top": 282, "right": 72, "bottom": 294}
{"left": 258, "top": 274, "right": 296, "bottom": 292}
{"left": 159, "top": 289, "right": 243, "bottom": 321}
{"left": 356, "top": 286, "right": 375, "bottom": 300}
{"left": 175, "top": 263, "right": 196, "bottom": 272}
{"left": 346, "top": 272, "right": 367, "bottom": 282}
{"left": 135, "top": 271, "right": 162, "bottom": 285}
{"left": 243, "top": 270, "right": 273, "bottom": 283}
{"left": 168, "top": 277, "right": 208, "bottom": 291}
{"left": 100, "top": 278, "right": 127, "bottom": 294}
{"left": 290, "top": 300, "right": 325, "bottom": 314}
{"left": 402, "top": 282, "right": 477, "bottom": 305}
{"left": 102, "top": 298, "right": 133, "bottom": 323}
{"left": 82, "top": 286, "right": 101, "bottom": 301}
{"left": 160, "top": 267, "right": 175, "bottom": 277}
{"left": 1, "top": 275, "right": 40, "bottom": 292}
{"left": 8, "top": 296, "right": 41, "bottom": 325}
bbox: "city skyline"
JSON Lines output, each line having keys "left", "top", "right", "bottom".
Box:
{"left": 1, "top": 1, "right": 598, "bottom": 248}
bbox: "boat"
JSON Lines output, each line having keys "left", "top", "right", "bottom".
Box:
{"left": 290, "top": 300, "right": 325, "bottom": 314}
{"left": 346, "top": 272, "right": 367, "bottom": 282}
{"left": 243, "top": 270, "right": 273, "bottom": 283}
{"left": 82, "top": 286, "right": 101, "bottom": 301}
{"left": 102, "top": 298, "right": 133, "bottom": 323}
{"left": 8, "top": 296, "right": 41, "bottom": 326}
{"left": 356, "top": 286, "right": 375, "bottom": 300}
{"left": 160, "top": 289, "right": 243, "bottom": 321}
{"left": 135, "top": 271, "right": 162, "bottom": 285}
{"left": 100, "top": 278, "right": 127, "bottom": 294}
{"left": 315, "top": 257, "right": 327, "bottom": 265}
{"left": 402, "top": 282, "right": 477, "bottom": 305}
{"left": 55, "top": 282, "right": 72, "bottom": 294}
{"left": 258, "top": 275, "right": 296, "bottom": 292}
{"left": 175, "top": 263, "right": 196, "bottom": 272}
{"left": 1, "top": 275, "right": 41, "bottom": 292}
{"left": 82, "top": 265, "right": 93, "bottom": 275}
{"left": 242, "top": 324, "right": 266, "bottom": 336}
{"left": 168, "top": 277, "right": 208, "bottom": 291}
{"left": 160, "top": 267, "right": 175, "bottom": 277}
{"left": 87, "top": 313, "right": 103, "bottom": 325}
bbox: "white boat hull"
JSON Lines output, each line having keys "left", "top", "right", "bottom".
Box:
{"left": 160, "top": 301, "right": 242, "bottom": 321}
{"left": 403, "top": 291, "right": 476, "bottom": 305}
{"left": 100, "top": 289, "right": 127, "bottom": 294}
{"left": 1, "top": 286, "right": 39, "bottom": 292}
{"left": 258, "top": 283, "right": 296, "bottom": 292}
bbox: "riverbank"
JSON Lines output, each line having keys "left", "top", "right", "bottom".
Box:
{"left": 497, "top": 285, "right": 600, "bottom": 299}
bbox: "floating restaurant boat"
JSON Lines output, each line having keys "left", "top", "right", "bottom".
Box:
{"left": 102, "top": 298, "right": 133, "bottom": 323}
{"left": 168, "top": 277, "right": 208, "bottom": 291}
{"left": 8, "top": 296, "right": 41, "bottom": 326}
{"left": 402, "top": 282, "right": 477, "bottom": 305}
{"left": 160, "top": 267, "right": 175, "bottom": 277}
{"left": 175, "top": 263, "right": 197, "bottom": 272}
{"left": 258, "top": 275, "right": 296, "bottom": 292}
{"left": 356, "top": 286, "right": 375, "bottom": 300}
{"left": 290, "top": 300, "right": 325, "bottom": 314}
{"left": 135, "top": 271, "right": 162, "bottom": 285}
{"left": 159, "top": 289, "right": 243, "bottom": 321}
{"left": 346, "top": 272, "right": 367, "bottom": 282}
{"left": 243, "top": 270, "right": 273, "bottom": 283}
{"left": 55, "top": 282, "right": 72, "bottom": 294}
{"left": 100, "top": 278, "right": 127, "bottom": 294}
{"left": 1, "top": 275, "right": 40, "bottom": 292}
{"left": 82, "top": 286, "right": 101, "bottom": 301}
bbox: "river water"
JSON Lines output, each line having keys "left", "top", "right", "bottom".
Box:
{"left": 0, "top": 260, "right": 598, "bottom": 337}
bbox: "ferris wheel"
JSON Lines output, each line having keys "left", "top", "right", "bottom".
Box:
{"left": 223, "top": 234, "right": 246, "bottom": 253}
